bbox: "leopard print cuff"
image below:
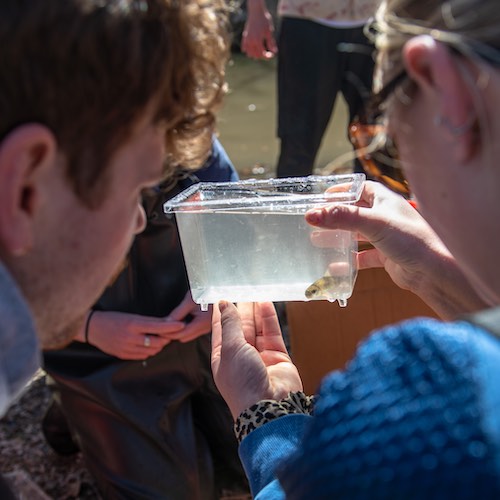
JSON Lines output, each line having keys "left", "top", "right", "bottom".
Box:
{"left": 234, "top": 391, "right": 316, "bottom": 443}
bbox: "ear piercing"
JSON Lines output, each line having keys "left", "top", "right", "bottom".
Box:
{"left": 434, "top": 113, "right": 476, "bottom": 136}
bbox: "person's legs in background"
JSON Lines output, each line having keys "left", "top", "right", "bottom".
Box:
{"left": 276, "top": 18, "right": 341, "bottom": 178}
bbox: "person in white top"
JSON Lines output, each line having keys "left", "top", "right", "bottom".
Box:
{"left": 243, "top": 0, "right": 381, "bottom": 177}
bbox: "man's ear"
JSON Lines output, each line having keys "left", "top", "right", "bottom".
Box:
{"left": 403, "top": 35, "right": 477, "bottom": 160}
{"left": 0, "top": 124, "right": 57, "bottom": 256}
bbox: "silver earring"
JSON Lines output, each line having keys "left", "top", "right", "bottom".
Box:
{"left": 434, "top": 114, "right": 475, "bottom": 136}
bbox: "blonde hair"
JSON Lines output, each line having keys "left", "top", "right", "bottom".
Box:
{"left": 373, "top": 0, "right": 500, "bottom": 87}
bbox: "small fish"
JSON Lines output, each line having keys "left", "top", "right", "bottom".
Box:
{"left": 305, "top": 275, "right": 343, "bottom": 300}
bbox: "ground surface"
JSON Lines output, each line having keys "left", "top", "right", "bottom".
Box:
{"left": 0, "top": 372, "right": 101, "bottom": 499}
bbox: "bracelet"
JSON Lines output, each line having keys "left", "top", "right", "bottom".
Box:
{"left": 84, "top": 310, "right": 96, "bottom": 344}
{"left": 234, "top": 391, "right": 316, "bottom": 443}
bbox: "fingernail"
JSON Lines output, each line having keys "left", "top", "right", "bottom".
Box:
{"left": 306, "top": 209, "right": 322, "bottom": 224}
{"left": 219, "top": 300, "right": 228, "bottom": 313}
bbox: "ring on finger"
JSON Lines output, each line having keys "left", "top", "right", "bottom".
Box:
{"left": 144, "top": 334, "right": 151, "bottom": 347}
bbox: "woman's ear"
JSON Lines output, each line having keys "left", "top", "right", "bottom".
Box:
{"left": 0, "top": 124, "right": 57, "bottom": 256}
{"left": 403, "top": 35, "right": 477, "bottom": 161}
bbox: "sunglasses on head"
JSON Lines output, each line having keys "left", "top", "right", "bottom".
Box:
{"left": 348, "top": 70, "right": 410, "bottom": 198}
{"left": 349, "top": 121, "right": 409, "bottom": 197}
{"left": 348, "top": 69, "right": 410, "bottom": 197}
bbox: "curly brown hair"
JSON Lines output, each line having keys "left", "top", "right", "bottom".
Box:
{"left": 0, "top": 0, "right": 230, "bottom": 206}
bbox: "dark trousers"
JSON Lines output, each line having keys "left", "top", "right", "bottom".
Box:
{"left": 276, "top": 17, "right": 375, "bottom": 177}
{"left": 44, "top": 336, "right": 247, "bottom": 500}
{"left": 0, "top": 474, "right": 16, "bottom": 500}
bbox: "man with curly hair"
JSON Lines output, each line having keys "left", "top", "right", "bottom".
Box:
{"left": 0, "top": 0, "right": 233, "bottom": 497}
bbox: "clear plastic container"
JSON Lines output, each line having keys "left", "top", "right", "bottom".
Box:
{"left": 164, "top": 174, "right": 365, "bottom": 310}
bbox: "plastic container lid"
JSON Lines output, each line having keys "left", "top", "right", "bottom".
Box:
{"left": 164, "top": 174, "right": 365, "bottom": 213}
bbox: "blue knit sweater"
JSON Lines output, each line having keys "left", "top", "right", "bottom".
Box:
{"left": 239, "top": 318, "right": 500, "bottom": 499}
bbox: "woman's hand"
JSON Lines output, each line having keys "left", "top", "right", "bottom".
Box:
{"left": 211, "top": 301, "right": 302, "bottom": 420}
{"left": 305, "top": 181, "right": 489, "bottom": 318}
{"left": 165, "top": 291, "right": 212, "bottom": 343}
{"left": 82, "top": 292, "right": 213, "bottom": 359}
{"left": 307, "top": 181, "right": 440, "bottom": 289}
{"left": 85, "top": 310, "right": 184, "bottom": 360}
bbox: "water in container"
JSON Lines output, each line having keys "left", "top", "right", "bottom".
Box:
{"left": 164, "top": 174, "right": 365, "bottom": 310}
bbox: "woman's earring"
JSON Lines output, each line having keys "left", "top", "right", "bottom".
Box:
{"left": 434, "top": 114, "right": 475, "bottom": 136}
